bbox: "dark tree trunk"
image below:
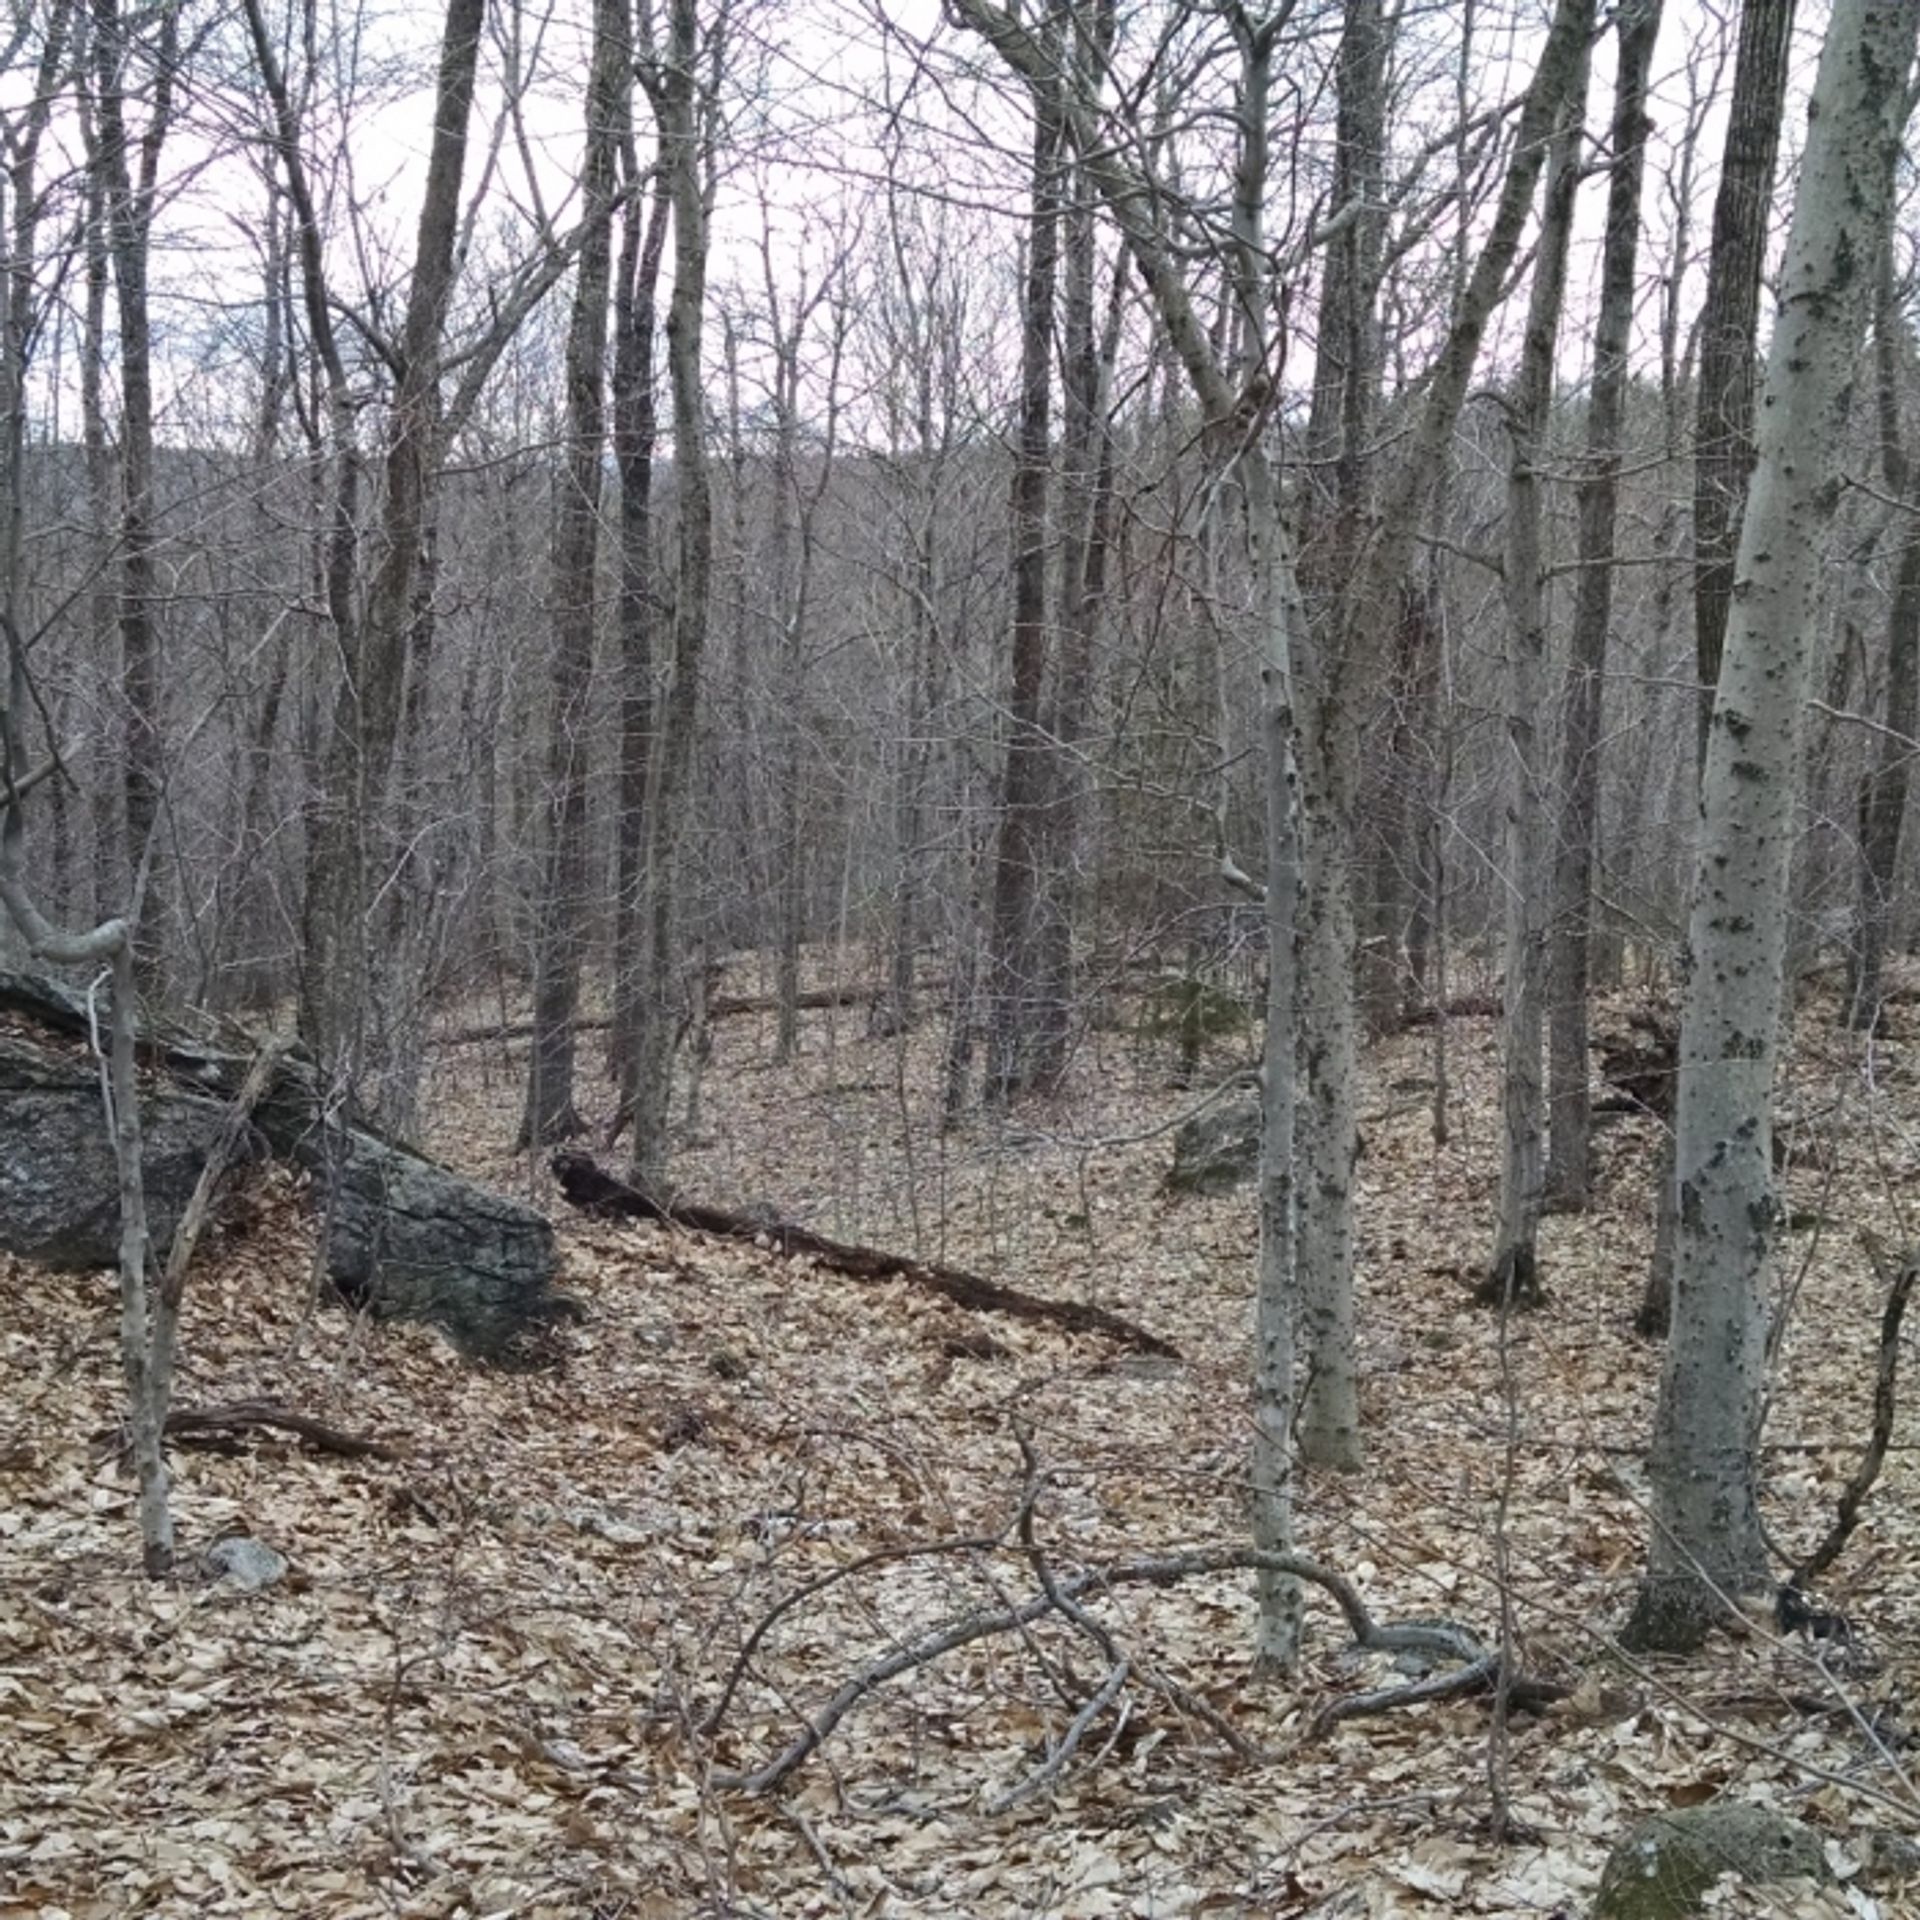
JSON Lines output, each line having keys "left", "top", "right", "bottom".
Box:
{"left": 298, "top": 0, "right": 485, "bottom": 1119}
{"left": 608, "top": 165, "right": 672, "bottom": 1094}
{"left": 1693, "top": 0, "right": 1795, "bottom": 757}
{"left": 1544, "top": 0, "right": 1661, "bottom": 1211}
{"left": 625, "top": 0, "right": 715, "bottom": 1191}
{"left": 985, "top": 50, "right": 1063, "bottom": 1109}
{"left": 521, "top": 0, "right": 626, "bottom": 1147}
{"left": 91, "top": 0, "right": 178, "bottom": 977}
{"left": 1850, "top": 255, "right": 1920, "bottom": 1032}
{"left": 1029, "top": 138, "right": 1120, "bottom": 1092}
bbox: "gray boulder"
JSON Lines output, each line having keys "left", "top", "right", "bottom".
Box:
{"left": 0, "top": 1031, "right": 252, "bottom": 1267}
{"left": 0, "top": 969, "right": 571, "bottom": 1366}
{"left": 316, "top": 1130, "right": 568, "bottom": 1363}
{"left": 1167, "top": 1093, "right": 1261, "bottom": 1194}
{"left": 1593, "top": 1803, "right": 1831, "bottom": 1920}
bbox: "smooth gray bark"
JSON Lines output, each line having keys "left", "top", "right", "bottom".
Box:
{"left": 1626, "top": 0, "right": 1917, "bottom": 1653}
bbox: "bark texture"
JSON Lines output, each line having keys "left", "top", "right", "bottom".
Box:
{"left": 1692, "top": 0, "right": 1796, "bottom": 762}
{"left": 985, "top": 50, "right": 1062, "bottom": 1109}
{"left": 299, "top": 0, "right": 485, "bottom": 1121}
{"left": 1848, "top": 253, "right": 1919, "bottom": 1031}
{"left": 1485, "top": 62, "right": 1588, "bottom": 1309}
{"left": 1627, "top": 0, "right": 1917, "bottom": 1653}
{"left": 1544, "top": 0, "right": 1661, "bottom": 1210}
{"left": 625, "top": 0, "right": 715, "bottom": 1191}
{"left": 521, "top": 0, "right": 626, "bottom": 1147}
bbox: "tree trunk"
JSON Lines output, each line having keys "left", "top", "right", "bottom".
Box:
{"left": 1625, "top": 0, "right": 1916, "bottom": 1653}
{"left": 1027, "top": 13, "right": 1121, "bottom": 1093}
{"left": 1848, "top": 253, "right": 1918, "bottom": 1032}
{"left": 298, "top": 0, "right": 485, "bottom": 1122}
{"left": 1693, "top": 0, "right": 1796, "bottom": 761}
{"left": 985, "top": 50, "right": 1062, "bottom": 1110}
{"left": 609, "top": 164, "right": 672, "bottom": 1094}
{"left": 625, "top": 0, "right": 715, "bottom": 1193}
{"left": 520, "top": 0, "right": 625, "bottom": 1148}
{"left": 91, "top": 0, "right": 179, "bottom": 978}
{"left": 1544, "top": 0, "right": 1662, "bottom": 1211}
{"left": 763, "top": 238, "right": 847, "bottom": 1066}
{"left": 770, "top": 307, "right": 804, "bottom": 1064}
{"left": 1643, "top": 0, "right": 1796, "bottom": 1339}
{"left": 1293, "top": 0, "right": 1590, "bottom": 1465}
{"left": 1485, "top": 60, "right": 1588, "bottom": 1309}
{"left": 1224, "top": 13, "right": 1306, "bottom": 1678}
{"left": 1292, "top": 0, "right": 1387, "bottom": 1471}
{"left": 0, "top": 3, "right": 70, "bottom": 972}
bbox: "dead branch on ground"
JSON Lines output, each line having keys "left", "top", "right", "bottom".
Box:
{"left": 435, "top": 980, "right": 943, "bottom": 1048}
{"left": 98, "top": 1398, "right": 399, "bottom": 1463}
{"left": 701, "top": 1430, "right": 1554, "bottom": 1796}
{"left": 550, "top": 1150, "right": 1180, "bottom": 1359}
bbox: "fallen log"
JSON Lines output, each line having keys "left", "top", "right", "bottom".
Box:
{"left": 1392, "top": 990, "right": 1502, "bottom": 1030}
{"left": 98, "top": 1398, "right": 398, "bottom": 1462}
{"left": 549, "top": 1150, "right": 1179, "bottom": 1360}
{"left": 433, "top": 980, "right": 937, "bottom": 1049}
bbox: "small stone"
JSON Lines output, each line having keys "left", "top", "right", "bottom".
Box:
{"left": 1866, "top": 1831, "right": 1920, "bottom": 1885}
{"left": 202, "top": 1535, "right": 288, "bottom": 1593}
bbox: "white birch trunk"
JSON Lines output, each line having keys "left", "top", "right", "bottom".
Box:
{"left": 1627, "top": 0, "right": 1918, "bottom": 1651}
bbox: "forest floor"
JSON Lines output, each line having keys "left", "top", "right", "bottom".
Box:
{"left": 2, "top": 958, "right": 1918, "bottom": 1919}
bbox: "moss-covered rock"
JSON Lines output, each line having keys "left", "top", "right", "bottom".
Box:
{"left": 1165, "top": 1093, "right": 1261, "bottom": 1194}
{"left": 1593, "top": 1803, "right": 1830, "bottom": 1920}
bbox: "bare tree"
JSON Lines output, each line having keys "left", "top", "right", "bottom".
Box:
{"left": 520, "top": 0, "right": 628, "bottom": 1147}
{"left": 951, "top": 0, "right": 1311, "bottom": 1670}
{"left": 1484, "top": 36, "right": 1589, "bottom": 1309}
{"left": 1625, "top": 0, "right": 1917, "bottom": 1654}
{"left": 1692, "top": 0, "right": 1797, "bottom": 762}
{"left": 1542, "top": 0, "right": 1663, "bottom": 1211}
{"left": 608, "top": 129, "right": 673, "bottom": 1098}
{"left": 984, "top": 14, "right": 1063, "bottom": 1110}
{"left": 1847, "top": 242, "right": 1919, "bottom": 1032}
{"left": 1294, "top": 0, "right": 1592, "bottom": 1464}
{"left": 624, "top": 0, "right": 720, "bottom": 1191}
{"left": 1638, "top": 0, "right": 1796, "bottom": 1340}
{"left": 89, "top": 0, "right": 179, "bottom": 972}
{"left": 293, "top": 0, "right": 489, "bottom": 1119}
{"left": 0, "top": 1, "right": 74, "bottom": 971}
